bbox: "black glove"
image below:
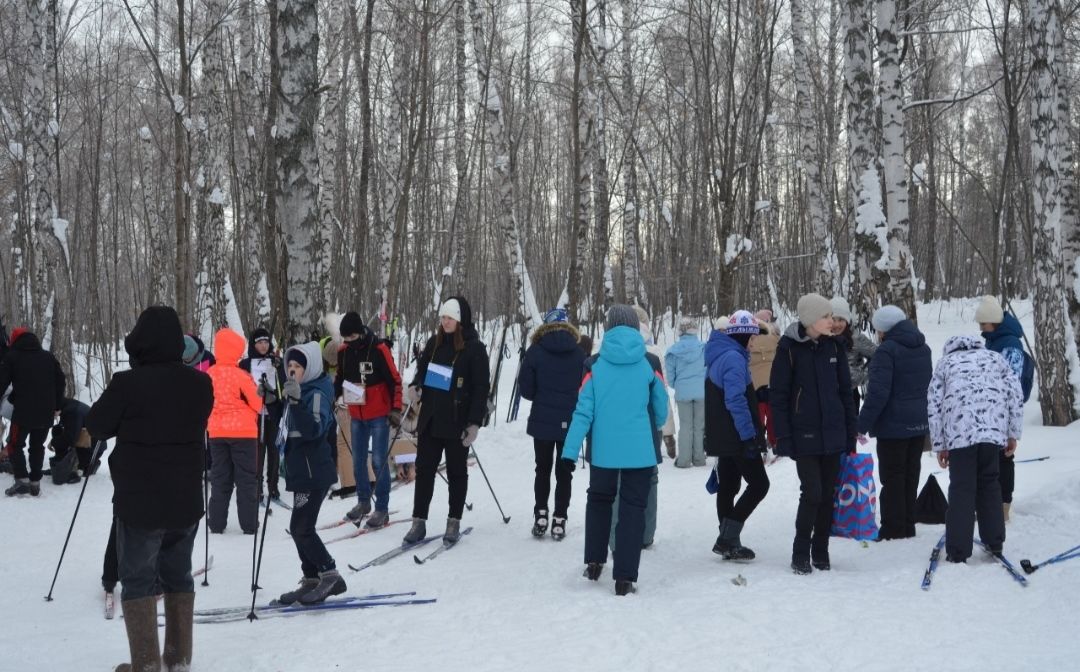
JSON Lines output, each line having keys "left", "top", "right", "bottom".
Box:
{"left": 257, "top": 381, "right": 278, "bottom": 405}
{"left": 742, "top": 439, "right": 760, "bottom": 459}
{"left": 560, "top": 457, "right": 577, "bottom": 473}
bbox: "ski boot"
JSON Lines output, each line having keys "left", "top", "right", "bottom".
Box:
{"left": 531, "top": 510, "right": 549, "bottom": 538}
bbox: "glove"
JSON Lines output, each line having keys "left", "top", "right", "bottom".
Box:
{"left": 258, "top": 382, "right": 278, "bottom": 405}
{"left": 461, "top": 424, "right": 479, "bottom": 447}
{"left": 663, "top": 435, "right": 676, "bottom": 460}
{"left": 560, "top": 457, "right": 577, "bottom": 473}
{"left": 283, "top": 378, "right": 301, "bottom": 403}
{"left": 407, "top": 386, "right": 422, "bottom": 404}
{"left": 389, "top": 409, "right": 403, "bottom": 428}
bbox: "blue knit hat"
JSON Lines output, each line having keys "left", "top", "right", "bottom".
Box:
{"left": 872, "top": 305, "right": 906, "bottom": 333}
{"left": 543, "top": 308, "right": 569, "bottom": 324}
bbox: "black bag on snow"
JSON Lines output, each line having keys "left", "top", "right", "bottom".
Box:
{"left": 915, "top": 474, "right": 948, "bottom": 524}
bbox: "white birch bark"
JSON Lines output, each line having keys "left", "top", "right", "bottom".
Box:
{"left": 567, "top": 0, "right": 592, "bottom": 319}
{"left": 376, "top": 15, "right": 407, "bottom": 323}
{"left": 200, "top": 0, "right": 229, "bottom": 330}
{"left": 593, "top": 0, "right": 614, "bottom": 315}
{"left": 317, "top": 0, "right": 343, "bottom": 316}
{"left": 620, "top": 0, "right": 646, "bottom": 307}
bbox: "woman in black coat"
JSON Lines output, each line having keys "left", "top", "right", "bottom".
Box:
{"left": 402, "top": 296, "right": 490, "bottom": 545}
{"left": 519, "top": 308, "right": 585, "bottom": 540}
{"left": 769, "top": 294, "right": 857, "bottom": 575}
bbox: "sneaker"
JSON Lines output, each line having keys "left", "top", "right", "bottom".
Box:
{"left": 791, "top": 557, "right": 812, "bottom": 575}
{"left": 550, "top": 517, "right": 566, "bottom": 541}
{"left": 531, "top": 509, "right": 549, "bottom": 538}
{"left": 443, "top": 517, "right": 462, "bottom": 544}
{"left": 402, "top": 518, "right": 426, "bottom": 545}
{"left": 346, "top": 499, "right": 372, "bottom": 522}
{"left": 5, "top": 479, "right": 31, "bottom": 496}
{"left": 298, "top": 570, "right": 346, "bottom": 605}
{"left": 583, "top": 562, "right": 604, "bottom": 581}
{"left": 615, "top": 580, "right": 636, "bottom": 596}
{"left": 277, "top": 577, "right": 319, "bottom": 604}
{"left": 365, "top": 510, "right": 390, "bottom": 529}
{"left": 29, "top": 480, "right": 40, "bottom": 496}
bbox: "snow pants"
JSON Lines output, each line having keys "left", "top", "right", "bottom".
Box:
{"left": 946, "top": 443, "right": 1005, "bottom": 561}
{"left": 208, "top": 438, "right": 259, "bottom": 533}
{"left": 675, "top": 400, "right": 706, "bottom": 467}
{"left": 586, "top": 465, "right": 652, "bottom": 582}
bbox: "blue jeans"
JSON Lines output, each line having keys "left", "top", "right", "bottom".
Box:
{"left": 350, "top": 416, "right": 390, "bottom": 512}
{"left": 115, "top": 519, "right": 198, "bottom": 602}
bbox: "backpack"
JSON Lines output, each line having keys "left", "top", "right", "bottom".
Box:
{"left": 1020, "top": 349, "right": 1035, "bottom": 402}
{"left": 915, "top": 474, "right": 948, "bottom": 525}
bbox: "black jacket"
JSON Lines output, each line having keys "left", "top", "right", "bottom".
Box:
{"left": 856, "top": 319, "right": 932, "bottom": 439}
{"left": 769, "top": 323, "right": 857, "bottom": 457}
{"left": 411, "top": 297, "right": 490, "bottom": 440}
{"left": 519, "top": 322, "right": 586, "bottom": 442}
{"left": 239, "top": 329, "right": 286, "bottom": 426}
{"left": 0, "top": 331, "right": 65, "bottom": 429}
{"left": 86, "top": 307, "right": 214, "bottom": 530}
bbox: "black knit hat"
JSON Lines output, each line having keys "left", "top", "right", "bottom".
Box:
{"left": 339, "top": 311, "right": 364, "bottom": 338}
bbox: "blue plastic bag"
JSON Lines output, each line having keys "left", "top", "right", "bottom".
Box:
{"left": 831, "top": 452, "right": 879, "bottom": 541}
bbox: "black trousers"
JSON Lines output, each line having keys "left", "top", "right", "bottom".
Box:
{"left": 715, "top": 455, "right": 770, "bottom": 524}
{"left": 946, "top": 444, "right": 1005, "bottom": 560}
{"left": 534, "top": 439, "right": 573, "bottom": 518}
{"left": 8, "top": 424, "right": 49, "bottom": 481}
{"left": 102, "top": 517, "right": 119, "bottom": 592}
{"left": 289, "top": 487, "right": 335, "bottom": 577}
{"left": 585, "top": 466, "right": 652, "bottom": 582}
{"left": 877, "top": 437, "right": 924, "bottom": 539}
{"left": 999, "top": 452, "right": 1015, "bottom": 504}
{"left": 793, "top": 453, "right": 842, "bottom": 560}
{"left": 413, "top": 430, "right": 469, "bottom": 520}
{"left": 256, "top": 414, "right": 281, "bottom": 498}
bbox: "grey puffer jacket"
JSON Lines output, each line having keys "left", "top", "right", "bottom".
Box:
{"left": 927, "top": 336, "right": 1023, "bottom": 453}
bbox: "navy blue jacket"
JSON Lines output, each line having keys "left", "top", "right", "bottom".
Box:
{"left": 281, "top": 342, "right": 338, "bottom": 493}
{"left": 520, "top": 323, "right": 586, "bottom": 442}
{"left": 703, "top": 331, "right": 763, "bottom": 457}
{"left": 769, "top": 323, "right": 857, "bottom": 457}
{"left": 856, "top": 320, "right": 932, "bottom": 439}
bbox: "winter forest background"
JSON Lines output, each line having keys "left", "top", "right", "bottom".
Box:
{"left": 2, "top": 0, "right": 1080, "bottom": 425}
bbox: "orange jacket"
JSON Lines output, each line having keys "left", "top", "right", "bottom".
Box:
{"left": 207, "top": 328, "right": 263, "bottom": 439}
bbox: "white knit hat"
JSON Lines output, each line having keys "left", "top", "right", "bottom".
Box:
{"left": 797, "top": 293, "right": 833, "bottom": 328}
{"left": 829, "top": 297, "right": 853, "bottom": 323}
{"left": 871, "top": 305, "right": 906, "bottom": 333}
{"left": 439, "top": 299, "right": 462, "bottom": 322}
{"left": 975, "top": 295, "right": 1004, "bottom": 324}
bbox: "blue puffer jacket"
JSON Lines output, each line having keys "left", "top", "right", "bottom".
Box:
{"left": 519, "top": 322, "right": 586, "bottom": 441}
{"left": 665, "top": 334, "right": 706, "bottom": 402}
{"left": 704, "top": 331, "right": 757, "bottom": 441}
{"left": 769, "top": 323, "right": 857, "bottom": 457}
{"left": 562, "top": 326, "right": 669, "bottom": 469}
{"left": 281, "top": 342, "right": 338, "bottom": 493}
{"left": 857, "top": 320, "right": 932, "bottom": 439}
{"left": 982, "top": 312, "right": 1026, "bottom": 379}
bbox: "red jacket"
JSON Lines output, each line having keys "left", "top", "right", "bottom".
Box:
{"left": 335, "top": 338, "right": 402, "bottom": 421}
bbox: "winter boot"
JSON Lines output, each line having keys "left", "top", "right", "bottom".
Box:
{"left": 615, "top": 580, "right": 636, "bottom": 596}
{"left": 346, "top": 499, "right": 372, "bottom": 522}
{"left": 531, "top": 509, "right": 549, "bottom": 538}
{"left": 402, "top": 518, "right": 426, "bottom": 545}
{"left": 443, "top": 517, "right": 462, "bottom": 544}
{"left": 277, "top": 577, "right": 318, "bottom": 605}
{"left": 720, "top": 519, "right": 756, "bottom": 562}
{"left": 29, "top": 480, "right": 40, "bottom": 496}
{"left": 583, "top": 562, "right": 604, "bottom": 581}
{"left": 811, "top": 552, "right": 831, "bottom": 571}
{"left": 298, "top": 569, "right": 347, "bottom": 605}
{"left": 711, "top": 519, "right": 731, "bottom": 556}
{"left": 115, "top": 595, "right": 162, "bottom": 672}
{"left": 161, "top": 592, "right": 194, "bottom": 672}
{"left": 365, "top": 510, "right": 390, "bottom": 529}
{"left": 791, "top": 556, "right": 812, "bottom": 575}
{"left": 5, "top": 478, "right": 31, "bottom": 496}
{"left": 550, "top": 517, "right": 566, "bottom": 541}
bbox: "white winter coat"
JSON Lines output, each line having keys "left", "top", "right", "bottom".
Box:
{"left": 926, "top": 336, "right": 1023, "bottom": 453}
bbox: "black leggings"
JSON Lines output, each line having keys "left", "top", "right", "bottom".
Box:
{"left": 715, "top": 455, "right": 770, "bottom": 523}
{"left": 412, "top": 430, "right": 469, "bottom": 520}
{"left": 534, "top": 439, "right": 573, "bottom": 518}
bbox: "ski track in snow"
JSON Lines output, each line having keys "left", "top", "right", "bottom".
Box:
{"left": 4, "top": 300, "right": 1080, "bottom": 670}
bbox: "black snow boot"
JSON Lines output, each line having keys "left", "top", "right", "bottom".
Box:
{"left": 720, "top": 518, "right": 756, "bottom": 562}
{"left": 791, "top": 556, "right": 812, "bottom": 575}
{"left": 583, "top": 562, "right": 604, "bottom": 581}
{"left": 812, "top": 551, "right": 831, "bottom": 571}
{"left": 615, "top": 580, "right": 636, "bottom": 596}
{"left": 531, "top": 509, "right": 549, "bottom": 538}
{"left": 711, "top": 519, "right": 731, "bottom": 556}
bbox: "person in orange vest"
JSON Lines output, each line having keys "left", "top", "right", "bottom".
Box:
{"left": 206, "top": 328, "right": 263, "bottom": 534}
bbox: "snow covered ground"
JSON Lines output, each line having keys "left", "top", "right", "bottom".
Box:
{"left": 4, "top": 299, "right": 1079, "bottom": 671}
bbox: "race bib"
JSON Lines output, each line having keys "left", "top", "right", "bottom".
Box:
{"left": 343, "top": 380, "right": 367, "bottom": 406}
{"left": 424, "top": 362, "right": 454, "bottom": 391}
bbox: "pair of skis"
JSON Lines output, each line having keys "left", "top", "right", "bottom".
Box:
{"left": 921, "top": 535, "right": 1027, "bottom": 589}
{"left": 347, "top": 527, "right": 473, "bottom": 573}
{"left": 190, "top": 591, "right": 435, "bottom": 624}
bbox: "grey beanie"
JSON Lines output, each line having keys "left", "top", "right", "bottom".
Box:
{"left": 797, "top": 293, "right": 833, "bottom": 328}
{"left": 605, "top": 304, "right": 640, "bottom": 331}
{"left": 872, "top": 305, "right": 907, "bottom": 333}
{"left": 829, "top": 297, "right": 853, "bottom": 323}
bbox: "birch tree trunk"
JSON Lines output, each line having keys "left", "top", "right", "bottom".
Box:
{"left": 1057, "top": 32, "right": 1080, "bottom": 363}
{"left": 469, "top": 0, "right": 542, "bottom": 327}
{"left": 276, "top": 0, "right": 321, "bottom": 341}
{"left": 620, "top": 0, "right": 646, "bottom": 308}
{"left": 876, "top": 0, "right": 915, "bottom": 317}
{"left": 791, "top": 0, "right": 837, "bottom": 294}
{"left": 567, "top": 0, "right": 592, "bottom": 319}
{"left": 592, "top": 0, "right": 614, "bottom": 319}
{"left": 1028, "top": 0, "right": 1078, "bottom": 425}
{"left": 200, "top": 0, "right": 228, "bottom": 331}
{"left": 439, "top": 0, "right": 471, "bottom": 302}
{"left": 317, "top": 0, "right": 343, "bottom": 316}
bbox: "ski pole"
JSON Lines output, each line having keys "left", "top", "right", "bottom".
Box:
{"left": 251, "top": 403, "right": 269, "bottom": 593}
{"left": 436, "top": 461, "right": 473, "bottom": 510}
{"left": 1021, "top": 543, "right": 1080, "bottom": 574}
{"left": 45, "top": 439, "right": 106, "bottom": 601}
{"left": 202, "top": 434, "right": 211, "bottom": 587}
{"left": 469, "top": 445, "right": 510, "bottom": 523}
{"left": 250, "top": 402, "right": 289, "bottom": 621}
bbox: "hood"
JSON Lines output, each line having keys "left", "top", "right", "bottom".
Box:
{"left": 125, "top": 306, "right": 185, "bottom": 366}
{"left": 10, "top": 329, "right": 41, "bottom": 351}
{"left": 285, "top": 341, "right": 325, "bottom": 384}
{"left": 446, "top": 295, "right": 478, "bottom": 341}
{"left": 942, "top": 335, "right": 985, "bottom": 357}
{"left": 984, "top": 312, "right": 1024, "bottom": 344}
{"left": 213, "top": 328, "right": 246, "bottom": 366}
{"left": 704, "top": 330, "right": 749, "bottom": 368}
{"left": 531, "top": 322, "right": 580, "bottom": 353}
{"left": 882, "top": 319, "right": 925, "bottom": 349}
{"left": 783, "top": 321, "right": 813, "bottom": 343}
{"left": 598, "top": 325, "right": 647, "bottom": 365}
{"left": 247, "top": 328, "right": 275, "bottom": 359}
